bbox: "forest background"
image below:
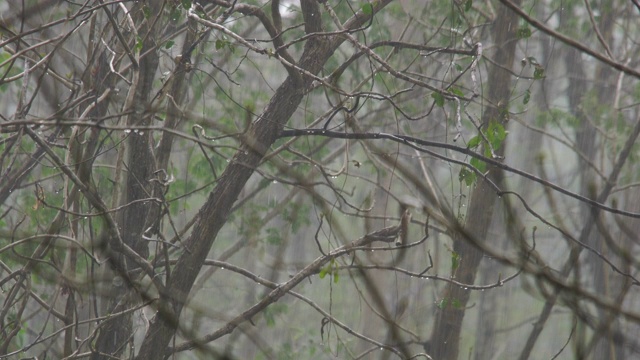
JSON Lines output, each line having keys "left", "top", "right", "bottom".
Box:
{"left": 1, "top": 0, "right": 640, "bottom": 359}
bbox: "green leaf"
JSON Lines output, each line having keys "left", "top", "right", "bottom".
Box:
{"left": 265, "top": 228, "right": 282, "bottom": 245}
{"left": 487, "top": 121, "right": 506, "bottom": 150}
{"left": 319, "top": 266, "right": 328, "bottom": 279}
{"left": 523, "top": 89, "right": 531, "bottom": 104}
{"left": 454, "top": 63, "right": 463, "bottom": 72}
{"left": 467, "top": 135, "right": 481, "bottom": 149}
{"left": 437, "top": 298, "right": 448, "bottom": 309}
{"left": 458, "top": 167, "right": 476, "bottom": 186}
{"left": 484, "top": 145, "right": 493, "bottom": 158}
{"left": 451, "top": 298, "right": 462, "bottom": 309}
{"left": 333, "top": 272, "right": 339, "bottom": 283}
{"left": 0, "top": 50, "right": 22, "bottom": 92}
{"left": 450, "top": 87, "right": 465, "bottom": 98}
{"left": 170, "top": 6, "right": 181, "bottom": 21}
{"left": 451, "top": 251, "right": 460, "bottom": 271}
{"left": 431, "top": 92, "right": 445, "bottom": 107}
{"left": 361, "top": 3, "right": 373, "bottom": 16}
{"left": 0, "top": 49, "right": 10, "bottom": 63}
{"left": 182, "top": 0, "right": 192, "bottom": 8}
{"left": 533, "top": 66, "right": 545, "bottom": 79}
{"left": 516, "top": 27, "right": 532, "bottom": 39}
{"left": 142, "top": 5, "right": 151, "bottom": 19}
{"left": 465, "top": 0, "right": 472, "bottom": 11}
{"left": 214, "top": 38, "right": 236, "bottom": 52}
{"left": 164, "top": 40, "right": 175, "bottom": 49}
{"left": 135, "top": 36, "right": 143, "bottom": 52}
{"left": 470, "top": 157, "right": 486, "bottom": 173}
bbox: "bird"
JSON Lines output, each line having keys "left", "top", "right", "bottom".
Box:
{"left": 364, "top": 224, "right": 402, "bottom": 244}
{"left": 362, "top": 210, "right": 411, "bottom": 246}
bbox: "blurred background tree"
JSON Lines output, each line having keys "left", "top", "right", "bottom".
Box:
{"left": 1, "top": 0, "right": 639, "bottom": 359}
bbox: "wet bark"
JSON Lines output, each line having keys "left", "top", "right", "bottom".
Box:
{"left": 577, "top": 7, "right": 624, "bottom": 359}
{"left": 134, "top": 2, "right": 394, "bottom": 359}
{"left": 91, "top": 2, "right": 161, "bottom": 358}
{"left": 427, "top": 1, "right": 520, "bottom": 359}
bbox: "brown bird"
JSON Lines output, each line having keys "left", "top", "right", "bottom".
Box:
{"left": 363, "top": 210, "right": 411, "bottom": 246}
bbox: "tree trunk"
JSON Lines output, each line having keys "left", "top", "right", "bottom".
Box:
{"left": 91, "top": 2, "right": 161, "bottom": 358}
{"left": 427, "top": 1, "right": 520, "bottom": 358}
{"left": 134, "top": 2, "right": 394, "bottom": 358}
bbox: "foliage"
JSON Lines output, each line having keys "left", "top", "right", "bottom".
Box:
{"left": 1, "top": 0, "right": 640, "bottom": 359}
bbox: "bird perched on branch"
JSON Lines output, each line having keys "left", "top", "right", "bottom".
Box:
{"left": 363, "top": 209, "right": 411, "bottom": 246}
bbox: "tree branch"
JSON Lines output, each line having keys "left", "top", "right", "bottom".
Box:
{"left": 134, "top": 1, "right": 395, "bottom": 358}
{"left": 278, "top": 128, "right": 640, "bottom": 218}
{"left": 499, "top": 0, "right": 640, "bottom": 78}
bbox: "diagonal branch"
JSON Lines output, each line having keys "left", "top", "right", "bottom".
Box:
{"left": 134, "top": 1, "right": 395, "bottom": 358}
{"left": 499, "top": 0, "right": 640, "bottom": 78}
{"left": 278, "top": 129, "right": 640, "bottom": 218}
